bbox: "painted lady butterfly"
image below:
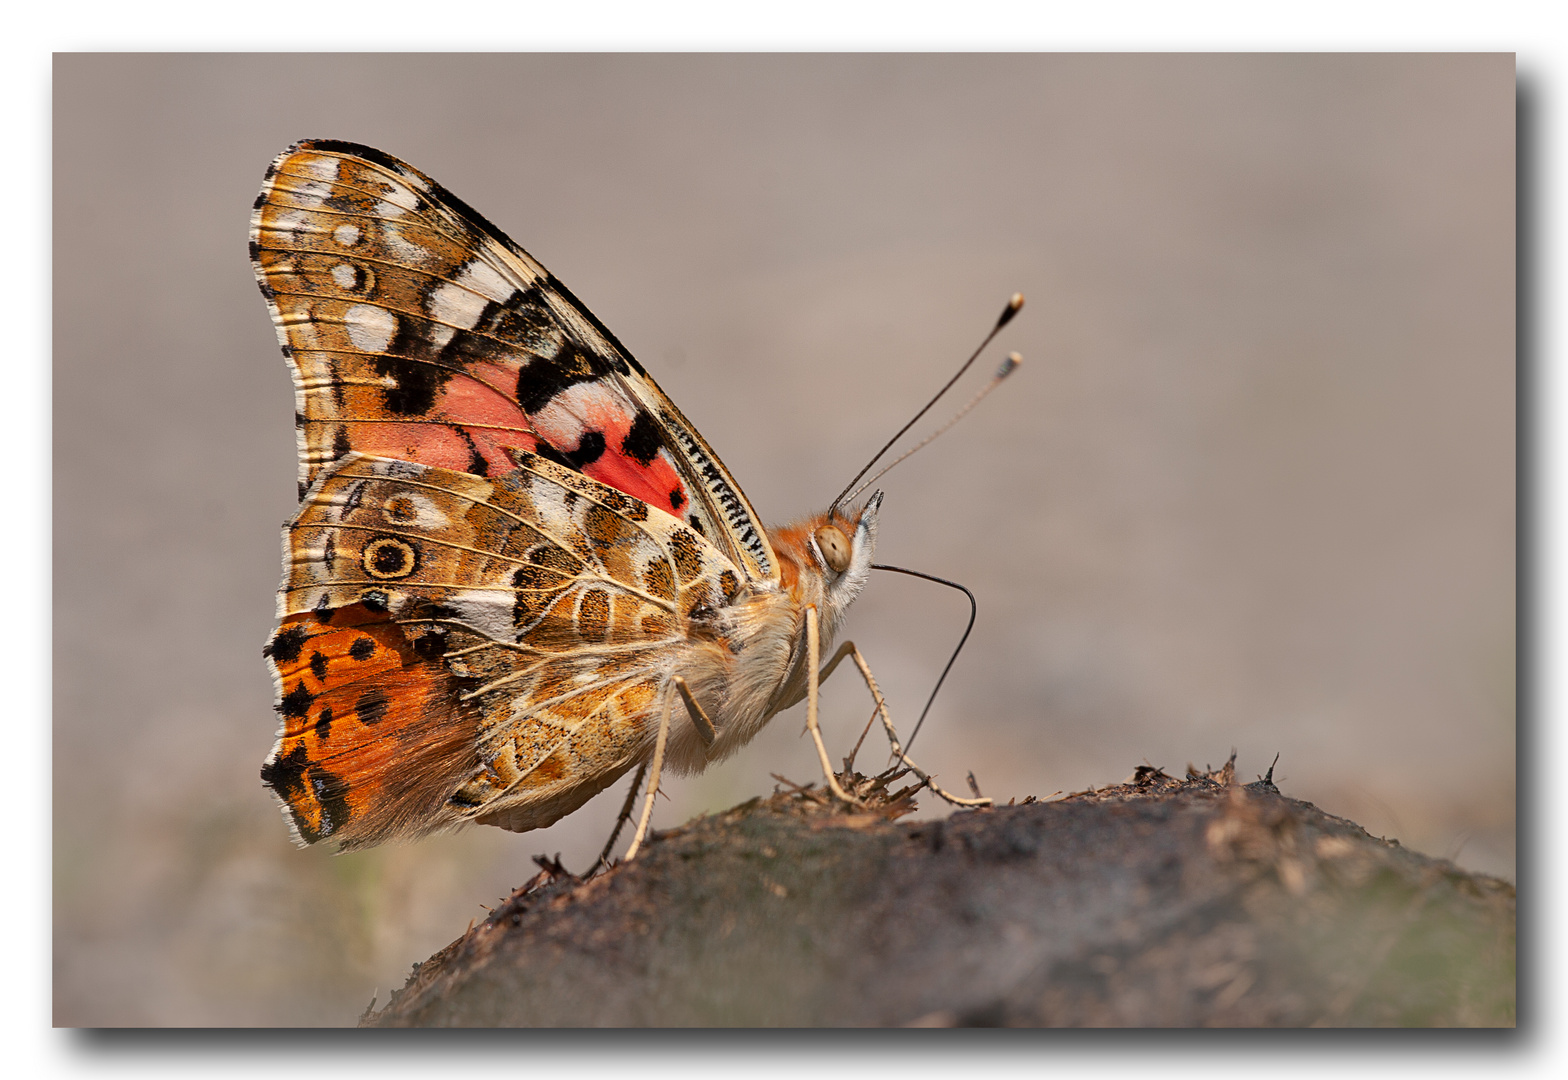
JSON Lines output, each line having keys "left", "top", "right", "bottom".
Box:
{"left": 252, "top": 140, "right": 1004, "bottom": 856}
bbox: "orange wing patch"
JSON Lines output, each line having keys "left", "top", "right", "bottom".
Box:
{"left": 260, "top": 604, "right": 479, "bottom": 849}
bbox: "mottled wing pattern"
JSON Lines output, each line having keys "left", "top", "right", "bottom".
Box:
{"left": 250, "top": 139, "right": 776, "bottom": 585}
{"left": 268, "top": 447, "right": 743, "bottom": 839}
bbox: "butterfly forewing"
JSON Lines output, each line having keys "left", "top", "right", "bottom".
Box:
{"left": 251, "top": 139, "right": 775, "bottom": 584}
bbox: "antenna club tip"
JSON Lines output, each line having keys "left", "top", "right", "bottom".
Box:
{"left": 996, "top": 352, "right": 1022, "bottom": 378}
{"left": 997, "top": 292, "right": 1025, "bottom": 327}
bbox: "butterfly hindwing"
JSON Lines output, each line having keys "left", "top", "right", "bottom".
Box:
{"left": 271, "top": 450, "right": 743, "bottom": 837}
{"left": 251, "top": 139, "right": 776, "bottom": 585}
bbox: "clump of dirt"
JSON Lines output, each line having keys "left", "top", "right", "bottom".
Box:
{"left": 364, "top": 756, "right": 1514, "bottom": 1028}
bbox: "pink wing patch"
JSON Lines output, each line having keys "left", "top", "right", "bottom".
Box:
{"left": 532, "top": 382, "right": 690, "bottom": 517}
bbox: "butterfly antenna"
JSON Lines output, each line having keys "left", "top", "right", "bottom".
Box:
{"left": 870, "top": 564, "right": 977, "bottom": 754}
{"left": 845, "top": 352, "right": 1021, "bottom": 506}
{"left": 828, "top": 293, "right": 1023, "bottom": 517}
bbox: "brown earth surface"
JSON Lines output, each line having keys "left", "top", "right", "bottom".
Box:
{"left": 363, "top": 759, "right": 1515, "bottom": 1027}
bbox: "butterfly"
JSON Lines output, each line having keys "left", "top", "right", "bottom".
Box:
{"left": 252, "top": 140, "right": 1005, "bottom": 855}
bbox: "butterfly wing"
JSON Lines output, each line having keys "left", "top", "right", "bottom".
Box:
{"left": 260, "top": 602, "right": 481, "bottom": 848}
{"left": 261, "top": 448, "right": 745, "bottom": 846}
{"left": 250, "top": 139, "right": 776, "bottom": 585}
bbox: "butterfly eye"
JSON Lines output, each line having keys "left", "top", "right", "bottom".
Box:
{"left": 813, "top": 525, "right": 852, "bottom": 574}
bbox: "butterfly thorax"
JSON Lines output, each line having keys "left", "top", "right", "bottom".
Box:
{"left": 655, "top": 496, "right": 879, "bottom": 777}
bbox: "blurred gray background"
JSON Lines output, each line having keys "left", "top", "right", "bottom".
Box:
{"left": 54, "top": 54, "right": 1514, "bottom": 1026}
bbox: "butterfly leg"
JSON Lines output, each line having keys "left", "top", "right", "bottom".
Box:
{"left": 842, "top": 643, "right": 993, "bottom": 809}
{"left": 674, "top": 676, "right": 716, "bottom": 750}
{"left": 624, "top": 689, "right": 677, "bottom": 860}
{"left": 815, "top": 640, "right": 879, "bottom": 774}
{"left": 590, "top": 761, "right": 648, "bottom": 874}
{"left": 803, "top": 605, "right": 861, "bottom": 804}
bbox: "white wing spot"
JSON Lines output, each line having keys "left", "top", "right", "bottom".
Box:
{"left": 292, "top": 179, "right": 333, "bottom": 208}
{"left": 529, "top": 483, "right": 577, "bottom": 538}
{"left": 333, "top": 223, "right": 361, "bottom": 247}
{"left": 381, "top": 222, "right": 430, "bottom": 265}
{"left": 427, "top": 280, "right": 490, "bottom": 330}
{"left": 374, "top": 199, "right": 408, "bottom": 219}
{"left": 534, "top": 382, "right": 634, "bottom": 452}
{"left": 394, "top": 164, "right": 431, "bottom": 193}
{"left": 444, "top": 588, "right": 519, "bottom": 645}
{"left": 331, "top": 264, "right": 358, "bottom": 289}
{"left": 373, "top": 179, "right": 421, "bottom": 212}
{"left": 269, "top": 209, "right": 313, "bottom": 239}
{"left": 300, "top": 155, "right": 340, "bottom": 181}
{"left": 345, "top": 304, "right": 396, "bottom": 353}
{"left": 457, "top": 258, "right": 515, "bottom": 303}
{"left": 426, "top": 323, "right": 456, "bottom": 352}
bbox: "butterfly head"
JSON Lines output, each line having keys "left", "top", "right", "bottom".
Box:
{"left": 769, "top": 490, "right": 881, "bottom": 645}
{"left": 811, "top": 489, "right": 880, "bottom": 594}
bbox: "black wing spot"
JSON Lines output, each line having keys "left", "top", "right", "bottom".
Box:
{"left": 532, "top": 439, "right": 576, "bottom": 472}
{"left": 332, "top": 425, "right": 353, "bottom": 461}
{"left": 355, "top": 689, "right": 389, "bottom": 726}
{"left": 309, "top": 651, "right": 329, "bottom": 682}
{"left": 669, "top": 487, "right": 685, "bottom": 511}
{"left": 315, "top": 706, "right": 334, "bottom": 741}
{"left": 260, "top": 743, "right": 308, "bottom": 796}
{"left": 566, "top": 430, "right": 606, "bottom": 468}
{"left": 373, "top": 349, "right": 446, "bottom": 416}
{"left": 265, "top": 624, "right": 309, "bottom": 664}
{"left": 279, "top": 681, "right": 316, "bottom": 718}
{"left": 515, "top": 341, "right": 606, "bottom": 414}
{"left": 621, "top": 411, "right": 663, "bottom": 466}
{"left": 349, "top": 636, "right": 376, "bottom": 661}
{"left": 362, "top": 537, "right": 419, "bottom": 580}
